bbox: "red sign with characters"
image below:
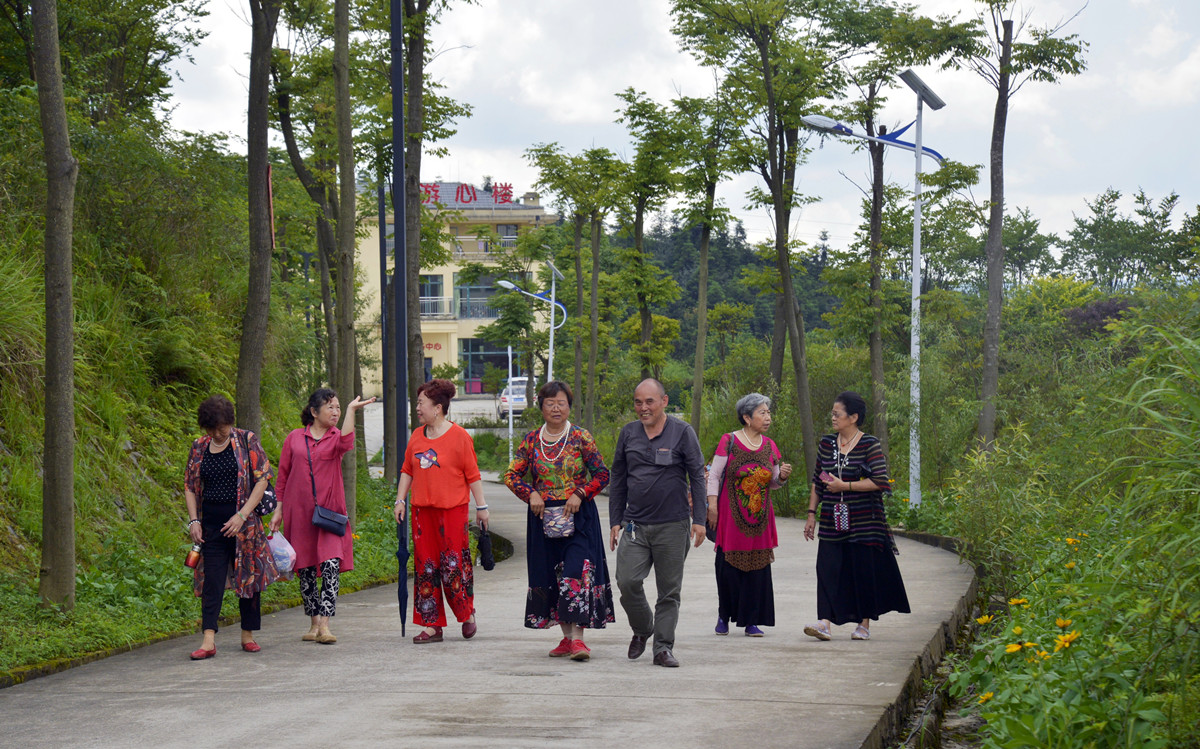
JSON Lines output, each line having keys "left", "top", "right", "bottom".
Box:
{"left": 492, "top": 182, "right": 514, "bottom": 204}
{"left": 420, "top": 183, "right": 439, "bottom": 204}
{"left": 455, "top": 184, "right": 477, "bottom": 204}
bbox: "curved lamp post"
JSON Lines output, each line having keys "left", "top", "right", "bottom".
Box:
{"left": 801, "top": 69, "right": 945, "bottom": 507}
{"left": 497, "top": 260, "right": 567, "bottom": 382}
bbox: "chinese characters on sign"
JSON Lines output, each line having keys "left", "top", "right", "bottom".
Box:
{"left": 424, "top": 342, "right": 442, "bottom": 351}
{"left": 417, "top": 181, "right": 517, "bottom": 206}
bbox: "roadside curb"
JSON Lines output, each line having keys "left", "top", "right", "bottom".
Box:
{"left": 859, "top": 529, "right": 979, "bottom": 749}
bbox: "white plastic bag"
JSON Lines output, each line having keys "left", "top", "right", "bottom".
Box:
{"left": 267, "top": 531, "right": 296, "bottom": 577}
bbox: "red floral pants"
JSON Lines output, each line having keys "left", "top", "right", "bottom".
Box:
{"left": 411, "top": 505, "right": 475, "bottom": 627}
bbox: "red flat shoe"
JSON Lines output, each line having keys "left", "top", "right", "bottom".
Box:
{"left": 241, "top": 641, "right": 261, "bottom": 653}
{"left": 412, "top": 627, "right": 443, "bottom": 644}
{"left": 190, "top": 647, "right": 216, "bottom": 660}
{"left": 462, "top": 619, "right": 477, "bottom": 639}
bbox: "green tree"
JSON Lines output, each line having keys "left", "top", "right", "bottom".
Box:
{"left": 31, "top": 0, "right": 77, "bottom": 609}
{"left": 824, "top": 4, "right": 977, "bottom": 457}
{"left": 1, "top": 0, "right": 208, "bottom": 122}
{"left": 673, "top": 92, "right": 736, "bottom": 430}
{"left": 671, "top": 0, "right": 849, "bottom": 474}
{"left": 619, "top": 313, "right": 681, "bottom": 381}
{"left": 1061, "top": 189, "right": 1190, "bottom": 292}
{"left": 966, "top": 0, "right": 1087, "bottom": 448}
{"left": 616, "top": 88, "right": 682, "bottom": 379}
{"left": 1003, "top": 206, "right": 1055, "bottom": 286}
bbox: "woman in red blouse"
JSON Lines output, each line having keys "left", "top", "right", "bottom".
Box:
{"left": 503, "top": 381, "right": 613, "bottom": 661}
{"left": 271, "top": 388, "right": 374, "bottom": 644}
{"left": 393, "top": 379, "right": 490, "bottom": 644}
{"left": 183, "top": 395, "right": 280, "bottom": 659}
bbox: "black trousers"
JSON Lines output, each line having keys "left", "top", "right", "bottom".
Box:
{"left": 201, "top": 502, "right": 261, "bottom": 633}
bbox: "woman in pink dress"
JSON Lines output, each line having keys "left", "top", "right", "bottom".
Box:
{"left": 271, "top": 388, "right": 374, "bottom": 644}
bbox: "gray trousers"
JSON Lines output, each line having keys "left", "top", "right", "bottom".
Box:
{"left": 615, "top": 518, "right": 692, "bottom": 654}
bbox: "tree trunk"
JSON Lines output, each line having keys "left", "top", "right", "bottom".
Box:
{"left": 334, "top": 0, "right": 357, "bottom": 523}
{"left": 236, "top": 0, "right": 281, "bottom": 435}
{"left": 585, "top": 211, "right": 601, "bottom": 431}
{"left": 633, "top": 200, "right": 653, "bottom": 380}
{"left": 32, "top": 0, "right": 78, "bottom": 610}
{"left": 572, "top": 213, "right": 585, "bottom": 402}
{"left": 355, "top": 346, "right": 367, "bottom": 471}
{"left": 404, "top": 0, "right": 432, "bottom": 427}
{"left": 273, "top": 58, "right": 339, "bottom": 386}
{"left": 769, "top": 294, "right": 785, "bottom": 386}
{"left": 867, "top": 127, "right": 888, "bottom": 458}
{"left": 316, "top": 220, "right": 337, "bottom": 385}
{"left": 384, "top": 272, "right": 398, "bottom": 481}
{"left": 690, "top": 180, "right": 717, "bottom": 431}
{"left": 976, "top": 19, "right": 1012, "bottom": 450}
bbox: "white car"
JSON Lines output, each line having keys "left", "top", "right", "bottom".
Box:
{"left": 497, "top": 377, "right": 530, "bottom": 418}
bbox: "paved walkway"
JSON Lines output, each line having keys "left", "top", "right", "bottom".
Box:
{"left": 0, "top": 478, "right": 974, "bottom": 749}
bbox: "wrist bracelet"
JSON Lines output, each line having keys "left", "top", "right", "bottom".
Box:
{"left": 475, "top": 505, "right": 488, "bottom": 511}
{"left": 807, "top": 509, "right": 817, "bottom": 515}
{"left": 187, "top": 519, "right": 200, "bottom": 527}
{"left": 237, "top": 511, "right": 247, "bottom": 521}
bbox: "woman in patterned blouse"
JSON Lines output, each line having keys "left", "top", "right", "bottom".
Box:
{"left": 803, "top": 391, "right": 909, "bottom": 641}
{"left": 183, "top": 394, "right": 280, "bottom": 660}
{"left": 503, "top": 380, "right": 613, "bottom": 661}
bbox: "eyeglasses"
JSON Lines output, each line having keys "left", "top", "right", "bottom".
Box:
{"left": 830, "top": 411, "right": 848, "bottom": 420}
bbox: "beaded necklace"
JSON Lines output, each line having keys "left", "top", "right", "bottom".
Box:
{"left": 538, "top": 421, "right": 570, "bottom": 461}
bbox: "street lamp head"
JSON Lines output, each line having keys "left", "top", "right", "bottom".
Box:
{"left": 497, "top": 279, "right": 517, "bottom": 290}
{"left": 898, "top": 69, "right": 945, "bottom": 110}
{"left": 801, "top": 114, "right": 854, "bottom": 136}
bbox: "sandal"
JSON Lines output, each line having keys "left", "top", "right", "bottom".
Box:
{"left": 412, "top": 627, "right": 443, "bottom": 644}
{"left": 852, "top": 625, "right": 870, "bottom": 640}
{"left": 803, "top": 622, "right": 832, "bottom": 641}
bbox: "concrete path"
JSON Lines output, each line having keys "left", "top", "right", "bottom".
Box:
{"left": 0, "top": 479, "right": 973, "bottom": 749}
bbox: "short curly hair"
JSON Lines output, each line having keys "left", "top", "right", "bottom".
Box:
{"left": 197, "top": 395, "right": 235, "bottom": 430}
{"left": 416, "top": 378, "right": 456, "bottom": 416}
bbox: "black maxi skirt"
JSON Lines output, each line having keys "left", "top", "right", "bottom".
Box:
{"left": 714, "top": 549, "right": 775, "bottom": 627}
{"left": 524, "top": 498, "right": 615, "bottom": 630}
{"left": 816, "top": 540, "right": 910, "bottom": 625}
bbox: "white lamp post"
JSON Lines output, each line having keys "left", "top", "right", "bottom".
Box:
{"left": 801, "top": 69, "right": 945, "bottom": 507}
{"left": 498, "top": 267, "right": 568, "bottom": 383}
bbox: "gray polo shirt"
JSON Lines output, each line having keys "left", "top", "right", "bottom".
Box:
{"left": 608, "top": 415, "right": 707, "bottom": 528}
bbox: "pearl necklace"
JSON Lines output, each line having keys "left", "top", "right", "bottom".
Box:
{"left": 539, "top": 421, "right": 570, "bottom": 459}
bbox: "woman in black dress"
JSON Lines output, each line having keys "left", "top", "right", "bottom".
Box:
{"left": 802, "top": 391, "right": 909, "bottom": 641}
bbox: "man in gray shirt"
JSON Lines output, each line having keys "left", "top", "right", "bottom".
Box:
{"left": 608, "top": 378, "right": 707, "bottom": 667}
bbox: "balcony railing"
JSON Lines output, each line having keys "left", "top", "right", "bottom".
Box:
{"left": 452, "top": 235, "right": 518, "bottom": 259}
{"left": 420, "top": 296, "right": 453, "bottom": 318}
{"left": 418, "top": 296, "right": 499, "bottom": 320}
{"left": 458, "top": 298, "right": 497, "bottom": 319}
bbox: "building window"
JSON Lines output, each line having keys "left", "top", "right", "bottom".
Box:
{"left": 458, "top": 338, "right": 514, "bottom": 394}
{"left": 454, "top": 273, "right": 499, "bottom": 319}
{"left": 419, "top": 274, "right": 445, "bottom": 316}
{"left": 497, "top": 224, "right": 518, "bottom": 249}
{"left": 385, "top": 222, "right": 394, "bottom": 251}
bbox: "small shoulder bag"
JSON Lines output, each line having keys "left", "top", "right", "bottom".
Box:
{"left": 237, "top": 430, "right": 277, "bottom": 517}
{"left": 307, "top": 435, "right": 348, "bottom": 536}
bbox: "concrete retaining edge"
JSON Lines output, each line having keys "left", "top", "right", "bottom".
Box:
{"left": 859, "top": 529, "right": 980, "bottom": 749}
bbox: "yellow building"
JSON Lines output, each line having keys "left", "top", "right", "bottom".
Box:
{"left": 356, "top": 180, "right": 558, "bottom": 397}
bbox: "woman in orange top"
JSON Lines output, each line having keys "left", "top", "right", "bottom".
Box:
{"left": 394, "top": 379, "right": 490, "bottom": 643}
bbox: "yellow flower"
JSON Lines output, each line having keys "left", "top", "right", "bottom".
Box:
{"left": 1005, "top": 643, "right": 1023, "bottom": 654}
{"left": 1054, "top": 630, "right": 1081, "bottom": 652}
{"left": 1065, "top": 537, "right": 1079, "bottom": 545}
{"left": 352, "top": 533, "right": 361, "bottom": 540}
{"left": 978, "top": 691, "right": 994, "bottom": 705}
{"left": 1056, "top": 617, "right": 1073, "bottom": 629}
{"left": 1008, "top": 597, "right": 1028, "bottom": 606}
{"left": 902, "top": 496, "right": 910, "bottom": 503}
{"left": 976, "top": 614, "right": 994, "bottom": 625}
{"left": 1023, "top": 641, "right": 1039, "bottom": 649}
{"left": 1037, "top": 650, "right": 1051, "bottom": 660}
{"left": 1065, "top": 561, "right": 1076, "bottom": 570}
{"left": 1080, "top": 532, "right": 1089, "bottom": 537}
{"left": 1012, "top": 626, "right": 1023, "bottom": 636}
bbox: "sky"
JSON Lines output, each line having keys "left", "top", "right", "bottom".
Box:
{"left": 167, "top": 0, "right": 1200, "bottom": 252}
